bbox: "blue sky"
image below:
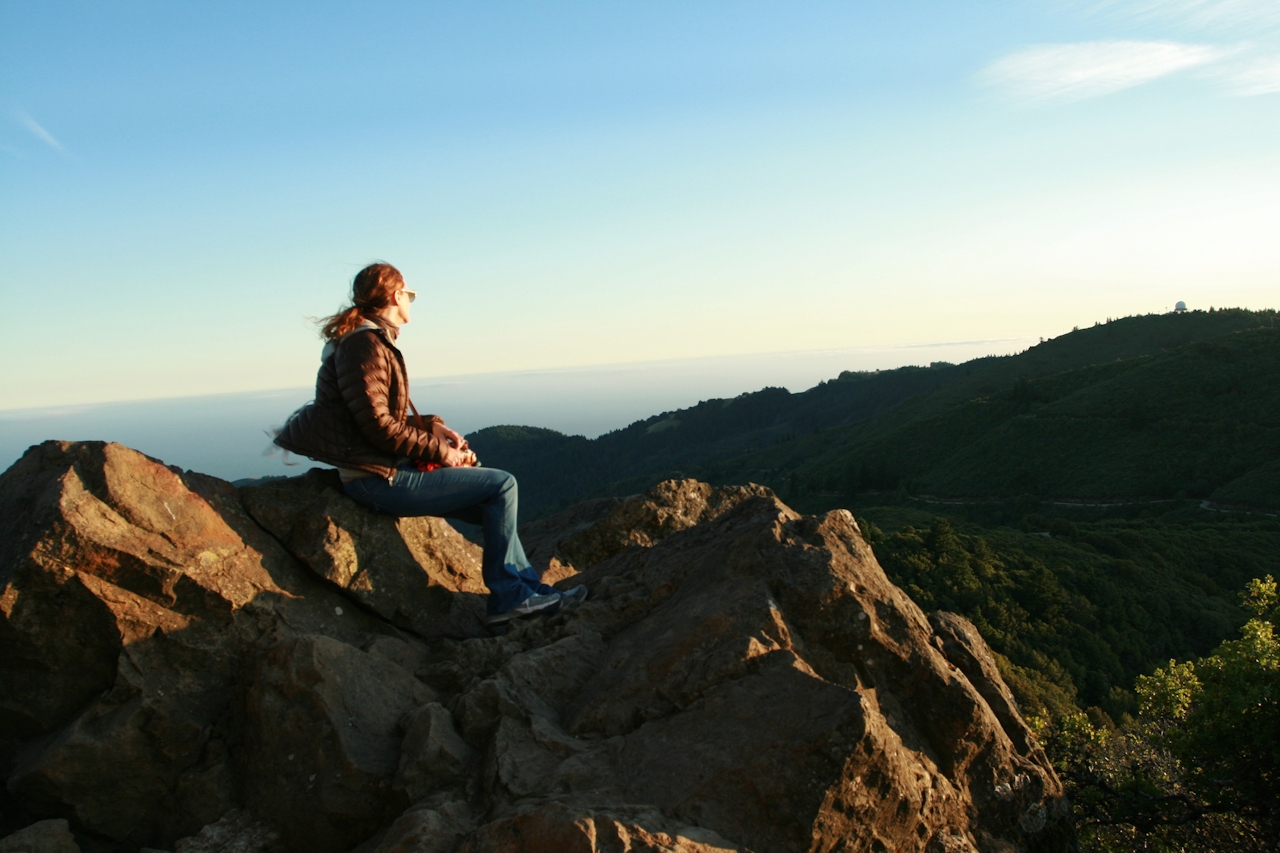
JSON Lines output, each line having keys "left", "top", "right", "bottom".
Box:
{"left": 2, "top": 0, "right": 1278, "bottom": 412}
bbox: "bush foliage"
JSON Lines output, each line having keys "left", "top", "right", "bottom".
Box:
{"left": 1037, "top": 576, "right": 1279, "bottom": 851}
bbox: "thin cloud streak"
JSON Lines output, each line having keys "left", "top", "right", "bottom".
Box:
{"left": 1213, "top": 53, "right": 1280, "bottom": 95}
{"left": 1088, "top": 0, "right": 1280, "bottom": 32}
{"left": 977, "top": 40, "right": 1226, "bottom": 101}
{"left": 19, "top": 115, "right": 64, "bottom": 151}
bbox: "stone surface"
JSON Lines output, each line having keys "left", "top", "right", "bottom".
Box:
{"left": 172, "top": 809, "right": 280, "bottom": 853}
{"left": 433, "top": 487, "right": 1073, "bottom": 853}
{"left": 396, "top": 704, "right": 476, "bottom": 802}
{"left": 519, "top": 480, "right": 775, "bottom": 585}
{"left": 240, "top": 469, "right": 489, "bottom": 639}
{"left": 517, "top": 497, "right": 622, "bottom": 586}
{"left": 236, "top": 635, "right": 437, "bottom": 853}
{"left": 0, "top": 819, "right": 80, "bottom": 853}
{"left": 372, "top": 801, "right": 474, "bottom": 853}
{"left": 929, "top": 611, "right": 1044, "bottom": 760}
{"left": 0, "top": 442, "right": 397, "bottom": 851}
{"left": 459, "top": 804, "right": 743, "bottom": 853}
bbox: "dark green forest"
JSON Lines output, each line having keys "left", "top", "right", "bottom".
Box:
{"left": 853, "top": 508, "right": 1278, "bottom": 723}
{"left": 750, "top": 324, "right": 1280, "bottom": 506}
{"left": 471, "top": 308, "right": 1280, "bottom": 518}
{"left": 470, "top": 309, "right": 1280, "bottom": 848}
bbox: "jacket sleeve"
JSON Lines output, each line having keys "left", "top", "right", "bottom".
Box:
{"left": 333, "top": 331, "right": 446, "bottom": 462}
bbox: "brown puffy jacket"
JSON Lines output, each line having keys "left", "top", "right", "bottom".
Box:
{"left": 274, "top": 322, "right": 445, "bottom": 480}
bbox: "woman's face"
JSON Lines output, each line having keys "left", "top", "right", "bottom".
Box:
{"left": 383, "top": 285, "right": 413, "bottom": 326}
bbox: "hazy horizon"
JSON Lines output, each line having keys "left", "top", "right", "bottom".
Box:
{"left": 0, "top": 335, "right": 1036, "bottom": 481}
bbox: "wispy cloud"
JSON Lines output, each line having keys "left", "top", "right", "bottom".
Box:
{"left": 1211, "top": 53, "right": 1280, "bottom": 95}
{"left": 977, "top": 40, "right": 1226, "bottom": 101}
{"left": 19, "top": 114, "right": 64, "bottom": 151}
{"left": 1088, "top": 0, "right": 1280, "bottom": 33}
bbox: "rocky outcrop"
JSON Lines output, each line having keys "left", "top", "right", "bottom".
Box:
{"left": 433, "top": 495, "right": 1069, "bottom": 853}
{"left": 519, "top": 480, "right": 775, "bottom": 585}
{"left": 0, "top": 443, "right": 410, "bottom": 851}
{"left": 1, "top": 444, "right": 1072, "bottom": 852}
{"left": 240, "top": 470, "right": 489, "bottom": 639}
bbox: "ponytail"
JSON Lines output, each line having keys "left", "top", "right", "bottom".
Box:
{"left": 320, "top": 306, "right": 369, "bottom": 341}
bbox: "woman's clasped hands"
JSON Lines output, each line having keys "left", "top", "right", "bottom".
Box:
{"left": 433, "top": 421, "right": 477, "bottom": 467}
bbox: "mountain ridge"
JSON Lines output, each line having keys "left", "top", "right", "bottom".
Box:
{"left": 469, "top": 308, "right": 1279, "bottom": 518}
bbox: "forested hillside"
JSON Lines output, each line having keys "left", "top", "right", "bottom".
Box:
{"left": 746, "top": 323, "right": 1280, "bottom": 506}
{"left": 467, "top": 361, "right": 967, "bottom": 517}
{"left": 470, "top": 308, "right": 1279, "bottom": 518}
{"left": 851, "top": 507, "right": 1279, "bottom": 725}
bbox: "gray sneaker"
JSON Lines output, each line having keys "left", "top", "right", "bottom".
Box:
{"left": 485, "top": 591, "right": 563, "bottom": 625}
{"left": 560, "top": 585, "right": 589, "bottom": 608}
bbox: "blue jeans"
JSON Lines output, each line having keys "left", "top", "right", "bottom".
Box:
{"left": 342, "top": 466, "right": 554, "bottom": 615}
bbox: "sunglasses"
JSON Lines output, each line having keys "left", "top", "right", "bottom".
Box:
{"left": 399, "top": 289, "right": 417, "bottom": 303}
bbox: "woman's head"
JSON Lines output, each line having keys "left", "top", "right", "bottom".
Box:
{"left": 320, "top": 262, "right": 410, "bottom": 340}
{"left": 351, "top": 263, "right": 405, "bottom": 313}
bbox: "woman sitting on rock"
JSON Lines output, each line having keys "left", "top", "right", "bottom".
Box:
{"left": 275, "top": 261, "right": 585, "bottom": 626}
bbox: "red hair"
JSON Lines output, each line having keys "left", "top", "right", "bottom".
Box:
{"left": 320, "top": 263, "right": 405, "bottom": 341}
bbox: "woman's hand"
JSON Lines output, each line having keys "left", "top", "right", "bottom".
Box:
{"left": 432, "top": 421, "right": 469, "bottom": 452}
{"left": 440, "top": 445, "right": 478, "bottom": 467}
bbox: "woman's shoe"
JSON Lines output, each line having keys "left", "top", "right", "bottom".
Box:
{"left": 485, "top": 591, "right": 563, "bottom": 625}
{"left": 560, "top": 585, "right": 589, "bottom": 608}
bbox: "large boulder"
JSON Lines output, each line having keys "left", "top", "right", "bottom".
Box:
{"left": 240, "top": 470, "right": 489, "bottom": 639}
{"left": 429, "top": 487, "right": 1072, "bottom": 853}
{"left": 0, "top": 442, "right": 404, "bottom": 850}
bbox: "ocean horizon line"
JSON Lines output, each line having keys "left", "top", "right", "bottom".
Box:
{"left": 0, "top": 336, "right": 1038, "bottom": 419}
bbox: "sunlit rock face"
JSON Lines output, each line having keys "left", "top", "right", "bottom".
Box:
{"left": 0, "top": 445, "right": 1072, "bottom": 853}
{"left": 447, "top": 484, "right": 1070, "bottom": 853}
{"left": 519, "top": 479, "right": 777, "bottom": 588}
{"left": 240, "top": 469, "right": 490, "bottom": 641}
{"left": 0, "top": 442, "right": 409, "bottom": 851}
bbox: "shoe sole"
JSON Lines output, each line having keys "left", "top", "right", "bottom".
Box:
{"left": 484, "top": 600, "right": 563, "bottom": 626}
{"left": 560, "top": 586, "right": 590, "bottom": 607}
